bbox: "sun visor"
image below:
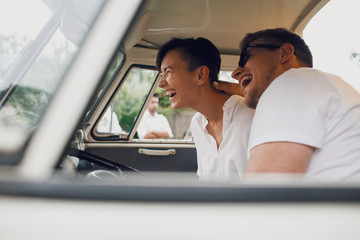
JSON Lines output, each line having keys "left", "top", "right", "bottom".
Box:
{"left": 123, "top": 11, "right": 151, "bottom": 50}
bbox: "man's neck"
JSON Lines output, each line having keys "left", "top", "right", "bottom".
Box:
{"left": 148, "top": 110, "right": 156, "bottom": 116}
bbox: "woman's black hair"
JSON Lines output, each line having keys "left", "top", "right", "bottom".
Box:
{"left": 156, "top": 37, "right": 221, "bottom": 83}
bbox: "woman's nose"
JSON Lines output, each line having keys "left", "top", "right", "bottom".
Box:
{"left": 158, "top": 74, "right": 166, "bottom": 88}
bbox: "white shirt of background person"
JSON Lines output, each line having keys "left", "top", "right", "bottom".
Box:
{"left": 137, "top": 95, "right": 173, "bottom": 139}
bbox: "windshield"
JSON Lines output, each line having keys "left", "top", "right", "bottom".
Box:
{"left": 0, "top": 0, "right": 105, "bottom": 155}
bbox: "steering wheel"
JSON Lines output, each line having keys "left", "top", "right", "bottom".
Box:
{"left": 65, "top": 147, "right": 146, "bottom": 180}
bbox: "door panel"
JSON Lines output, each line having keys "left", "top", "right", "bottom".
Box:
{"left": 86, "top": 143, "right": 197, "bottom": 172}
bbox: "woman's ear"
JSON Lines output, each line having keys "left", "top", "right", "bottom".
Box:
{"left": 197, "top": 65, "right": 210, "bottom": 86}
{"left": 279, "top": 43, "right": 295, "bottom": 64}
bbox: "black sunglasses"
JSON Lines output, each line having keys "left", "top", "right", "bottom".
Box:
{"left": 238, "top": 44, "right": 282, "bottom": 67}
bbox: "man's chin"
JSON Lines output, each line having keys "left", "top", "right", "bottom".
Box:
{"left": 244, "top": 97, "right": 258, "bottom": 109}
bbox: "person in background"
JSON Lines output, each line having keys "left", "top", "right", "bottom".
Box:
{"left": 157, "top": 37, "right": 254, "bottom": 181}
{"left": 137, "top": 93, "right": 173, "bottom": 139}
{"left": 215, "top": 28, "right": 360, "bottom": 182}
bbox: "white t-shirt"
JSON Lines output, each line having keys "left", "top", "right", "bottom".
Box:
{"left": 249, "top": 68, "right": 360, "bottom": 182}
{"left": 191, "top": 95, "right": 255, "bottom": 181}
{"left": 137, "top": 110, "right": 173, "bottom": 139}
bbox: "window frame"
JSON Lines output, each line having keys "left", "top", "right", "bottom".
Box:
{"left": 91, "top": 64, "right": 159, "bottom": 141}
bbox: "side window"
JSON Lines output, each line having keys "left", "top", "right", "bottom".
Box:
{"left": 96, "top": 66, "right": 158, "bottom": 138}
{"left": 86, "top": 51, "right": 124, "bottom": 120}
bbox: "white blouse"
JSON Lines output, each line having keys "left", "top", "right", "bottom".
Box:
{"left": 190, "top": 95, "right": 254, "bottom": 181}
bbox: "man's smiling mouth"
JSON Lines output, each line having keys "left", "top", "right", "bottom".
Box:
{"left": 240, "top": 75, "right": 253, "bottom": 88}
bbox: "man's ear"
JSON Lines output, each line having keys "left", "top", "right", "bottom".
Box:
{"left": 279, "top": 43, "right": 295, "bottom": 64}
{"left": 197, "top": 65, "right": 210, "bottom": 86}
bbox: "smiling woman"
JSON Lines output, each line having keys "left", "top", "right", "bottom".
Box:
{"left": 156, "top": 37, "right": 255, "bottom": 181}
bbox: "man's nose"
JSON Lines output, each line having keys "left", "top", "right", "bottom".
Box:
{"left": 231, "top": 66, "right": 244, "bottom": 81}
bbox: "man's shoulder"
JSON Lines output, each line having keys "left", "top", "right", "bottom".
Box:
{"left": 277, "top": 68, "right": 331, "bottom": 83}
{"left": 142, "top": 110, "right": 152, "bottom": 118}
{"left": 154, "top": 113, "right": 171, "bottom": 124}
{"left": 156, "top": 113, "right": 167, "bottom": 119}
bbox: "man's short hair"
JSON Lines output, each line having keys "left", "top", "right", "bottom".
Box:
{"left": 240, "top": 28, "right": 313, "bottom": 67}
{"left": 156, "top": 37, "right": 221, "bottom": 83}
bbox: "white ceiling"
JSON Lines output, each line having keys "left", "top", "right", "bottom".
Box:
{"left": 134, "top": 0, "right": 330, "bottom": 54}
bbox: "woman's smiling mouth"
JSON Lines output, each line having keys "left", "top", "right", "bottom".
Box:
{"left": 166, "top": 90, "right": 177, "bottom": 99}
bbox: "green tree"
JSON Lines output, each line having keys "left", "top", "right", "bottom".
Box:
{"left": 6, "top": 86, "right": 49, "bottom": 129}
{"left": 0, "top": 33, "right": 77, "bottom": 130}
{"left": 112, "top": 68, "right": 156, "bottom": 132}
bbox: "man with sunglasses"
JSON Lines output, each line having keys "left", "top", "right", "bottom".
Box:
{"left": 215, "top": 28, "right": 360, "bottom": 181}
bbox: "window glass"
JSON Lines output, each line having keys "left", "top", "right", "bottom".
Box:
{"left": 135, "top": 87, "right": 196, "bottom": 140}
{"left": 1, "top": 29, "right": 77, "bottom": 130}
{"left": 86, "top": 51, "right": 124, "bottom": 122}
{"left": 96, "top": 67, "right": 158, "bottom": 137}
{"left": 0, "top": 0, "right": 105, "bottom": 151}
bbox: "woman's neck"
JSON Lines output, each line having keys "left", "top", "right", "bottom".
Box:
{"left": 194, "top": 91, "right": 231, "bottom": 148}
{"left": 194, "top": 92, "right": 230, "bottom": 121}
